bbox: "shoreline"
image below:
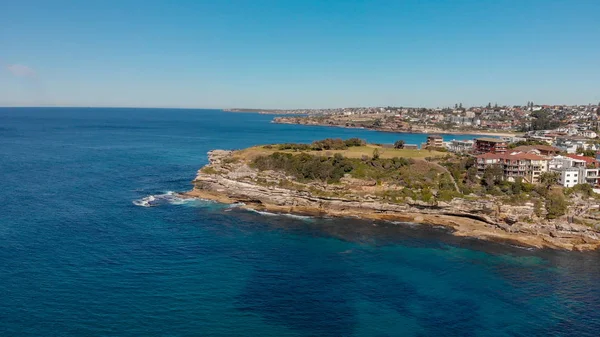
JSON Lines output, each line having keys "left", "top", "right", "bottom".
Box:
{"left": 272, "top": 120, "right": 520, "bottom": 138}
{"left": 181, "top": 189, "right": 597, "bottom": 251}
{"left": 185, "top": 148, "right": 600, "bottom": 252}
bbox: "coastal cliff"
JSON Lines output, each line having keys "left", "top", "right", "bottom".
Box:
{"left": 184, "top": 148, "right": 600, "bottom": 251}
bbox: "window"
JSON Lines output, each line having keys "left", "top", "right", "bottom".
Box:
{"left": 566, "top": 180, "right": 570, "bottom": 183}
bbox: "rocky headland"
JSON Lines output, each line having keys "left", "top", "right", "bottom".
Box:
{"left": 184, "top": 147, "right": 600, "bottom": 251}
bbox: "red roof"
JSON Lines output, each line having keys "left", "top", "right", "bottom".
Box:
{"left": 477, "top": 152, "right": 546, "bottom": 161}
{"left": 507, "top": 153, "right": 546, "bottom": 160}
{"left": 476, "top": 153, "right": 504, "bottom": 160}
{"left": 566, "top": 154, "right": 598, "bottom": 164}
{"left": 511, "top": 145, "right": 561, "bottom": 154}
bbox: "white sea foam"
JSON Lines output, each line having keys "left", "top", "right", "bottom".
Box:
{"left": 133, "top": 191, "right": 207, "bottom": 207}
{"left": 282, "top": 213, "right": 314, "bottom": 221}
{"left": 247, "top": 209, "right": 315, "bottom": 221}
{"left": 248, "top": 209, "right": 279, "bottom": 216}
{"left": 390, "top": 221, "right": 420, "bottom": 227}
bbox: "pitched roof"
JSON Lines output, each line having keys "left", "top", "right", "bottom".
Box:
{"left": 476, "top": 153, "right": 504, "bottom": 160}
{"left": 477, "top": 152, "right": 548, "bottom": 161}
{"left": 507, "top": 153, "right": 546, "bottom": 160}
{"left": 512, "top": 145, "right": 560, "bottom": 153}
{"left": 566, "top": 154, "right": 598, "bottom": 164}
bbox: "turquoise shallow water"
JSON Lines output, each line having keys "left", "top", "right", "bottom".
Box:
{"left": 1, "top": 107, "right": 600, "bottom": 336}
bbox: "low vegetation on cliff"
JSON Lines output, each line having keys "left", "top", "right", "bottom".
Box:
{"left": 248, "top": 139, "right": 459, "bottom": 203}
{"left": 191, "top": 139, "right": 600, "bottom": 250}
{"left": 234, "top": 138, "right": 600, "bottom": 222}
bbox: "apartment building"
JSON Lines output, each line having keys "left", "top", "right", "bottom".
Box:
{"left": 447, "top": 139, "right": 474, "bottom": 153}
{"left": 426, "top": 135, "right": 444, "bottom": 148}
{"left": 475, "top": 152, "right": 548, "bottom": 183}
{"left": 474, "top": 138, "right": 507, "bottom": 154}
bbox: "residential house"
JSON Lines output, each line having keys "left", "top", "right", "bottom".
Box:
{"left": 556, "top": 167, "right": 580, "bottom": 188}
{"left": 580, "top": 168, "right": 600, "bottom": 186}
{"left": 549, "top": 155, "right": 585, "bottom": 170}
{"left": 555, "top": 137, "right": 591, "bottom": 154}
{"left": 578, "top": 130, "right": 598, "bottom": 139}
{"left": 565, "top": 154, "right": 599, "bottom": 168}
{"left": 550, "top": 155, "right": 600, "bottom": 187}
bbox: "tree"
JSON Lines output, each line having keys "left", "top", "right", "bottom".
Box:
{"left": 394, "top": 140, "right": 406, "bottom": 149}
{"left": 511, "top": 178, "right": 523, "bottom": 195}
{"left": 466, "top": 166, "right": 478, "bottom": 184}
{"left": 372, "top": 148, "right": 380, "bottom": 160}
{"left": 539, "top": 171, "right": 559, "bottom": 191}
{"left": 528, "top": 110, "right": 560, "bottom": 131}
{"left": 482, "top": 164, "right": 504, "bottom": 189}
{"left": 545, "top": 191, "right": 568, "bottom": 219}
{"left": 534, "top": 199, "right": 543, "bottom": 218}
{"left": 581, "top": 149, "right": 596, "bottom": 157}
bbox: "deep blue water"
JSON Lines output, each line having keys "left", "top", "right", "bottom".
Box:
{"left": 1, "top": 108, "right": 600, "bottom": 336}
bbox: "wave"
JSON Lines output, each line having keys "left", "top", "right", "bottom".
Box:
{"left": 133, "top": 191, "right": 211, "bottom": 207}
{"left": 246, "top": 209, "right": 315, "bottom": 221}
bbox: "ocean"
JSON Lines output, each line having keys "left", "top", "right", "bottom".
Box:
{"left": 1, "top": 107, "right": 599, "bottom": 336}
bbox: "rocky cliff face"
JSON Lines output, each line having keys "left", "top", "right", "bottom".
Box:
{"left": 185, "top": 150, "right": 600, "bottom": 251}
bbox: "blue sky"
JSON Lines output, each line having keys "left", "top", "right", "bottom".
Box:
{"left": 1, "top": 0, "right": 599, "bottom": 109}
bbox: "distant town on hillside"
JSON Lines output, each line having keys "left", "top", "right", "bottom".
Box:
{"left": 228, "top": 102, "right": 600, "bottom": 134}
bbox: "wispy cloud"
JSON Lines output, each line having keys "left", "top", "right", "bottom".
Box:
{"left": 6, "top": 64, "right": 36, "bottom": 78}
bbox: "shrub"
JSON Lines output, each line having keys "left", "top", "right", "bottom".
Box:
{"left": 545, "top": 191, "right": 568, "bottom": 219}
{"left": 201, "top": 166, "right": 219, "bottom": 175}
{"left": 344, "top": 138, "right": 366, "bottom": 147}
{"left": 534, "top": 199, "right": 543, "bottom": 218}
{"left": 372, "top": 148, "right": 380, "bottom": 160}
{"left": 566, "top": 184, "right": 594, "bottom": 198}
{"left": 274, "top": 138, "right": 367, "bottom": 152}
{"left": 251, "top": 152, "right": 354, "bottom": 183}
{"left": 394, "top": 140, "right": 405, "bottom": 149}
{"left": 437, "top": 190, "right": 458, "bottom": 202}
{"left": 421, "top": 187, "right": 433, "bottom": 202}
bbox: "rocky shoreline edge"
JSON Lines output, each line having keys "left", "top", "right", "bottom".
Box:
{"left": 272, "top": 117, "right": 518, "bottom": 137}
{"left": 183, "top": 150, "right": 600, "bottom": 251}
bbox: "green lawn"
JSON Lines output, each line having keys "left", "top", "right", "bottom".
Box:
{"left": 234, "top": 144, "right": 447, "bottom": 161}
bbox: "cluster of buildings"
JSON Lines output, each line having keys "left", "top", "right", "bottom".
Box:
{"left": 419, "top": 135, "right": 600, "bottom": 188}
{"left": 266, "top": 103, "right": 600, "bottom": 134}
{"left": 458, "top": 137, "right": 600, "bottom": 188}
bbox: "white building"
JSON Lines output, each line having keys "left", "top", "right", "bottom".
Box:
{"left": 555, "top": 138, "right": 597, "bottom": 154}
{"left": 548, "top": 155, "right": 586, "bottom": 170}
{"left": 556, "top": 167, "right": 580, "bottom": 187}
{"left": 578, "top": 130, "right": 598, "bottom": 138}
{"left": 447, "top": 139, "right": 474, "bottom": 153}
